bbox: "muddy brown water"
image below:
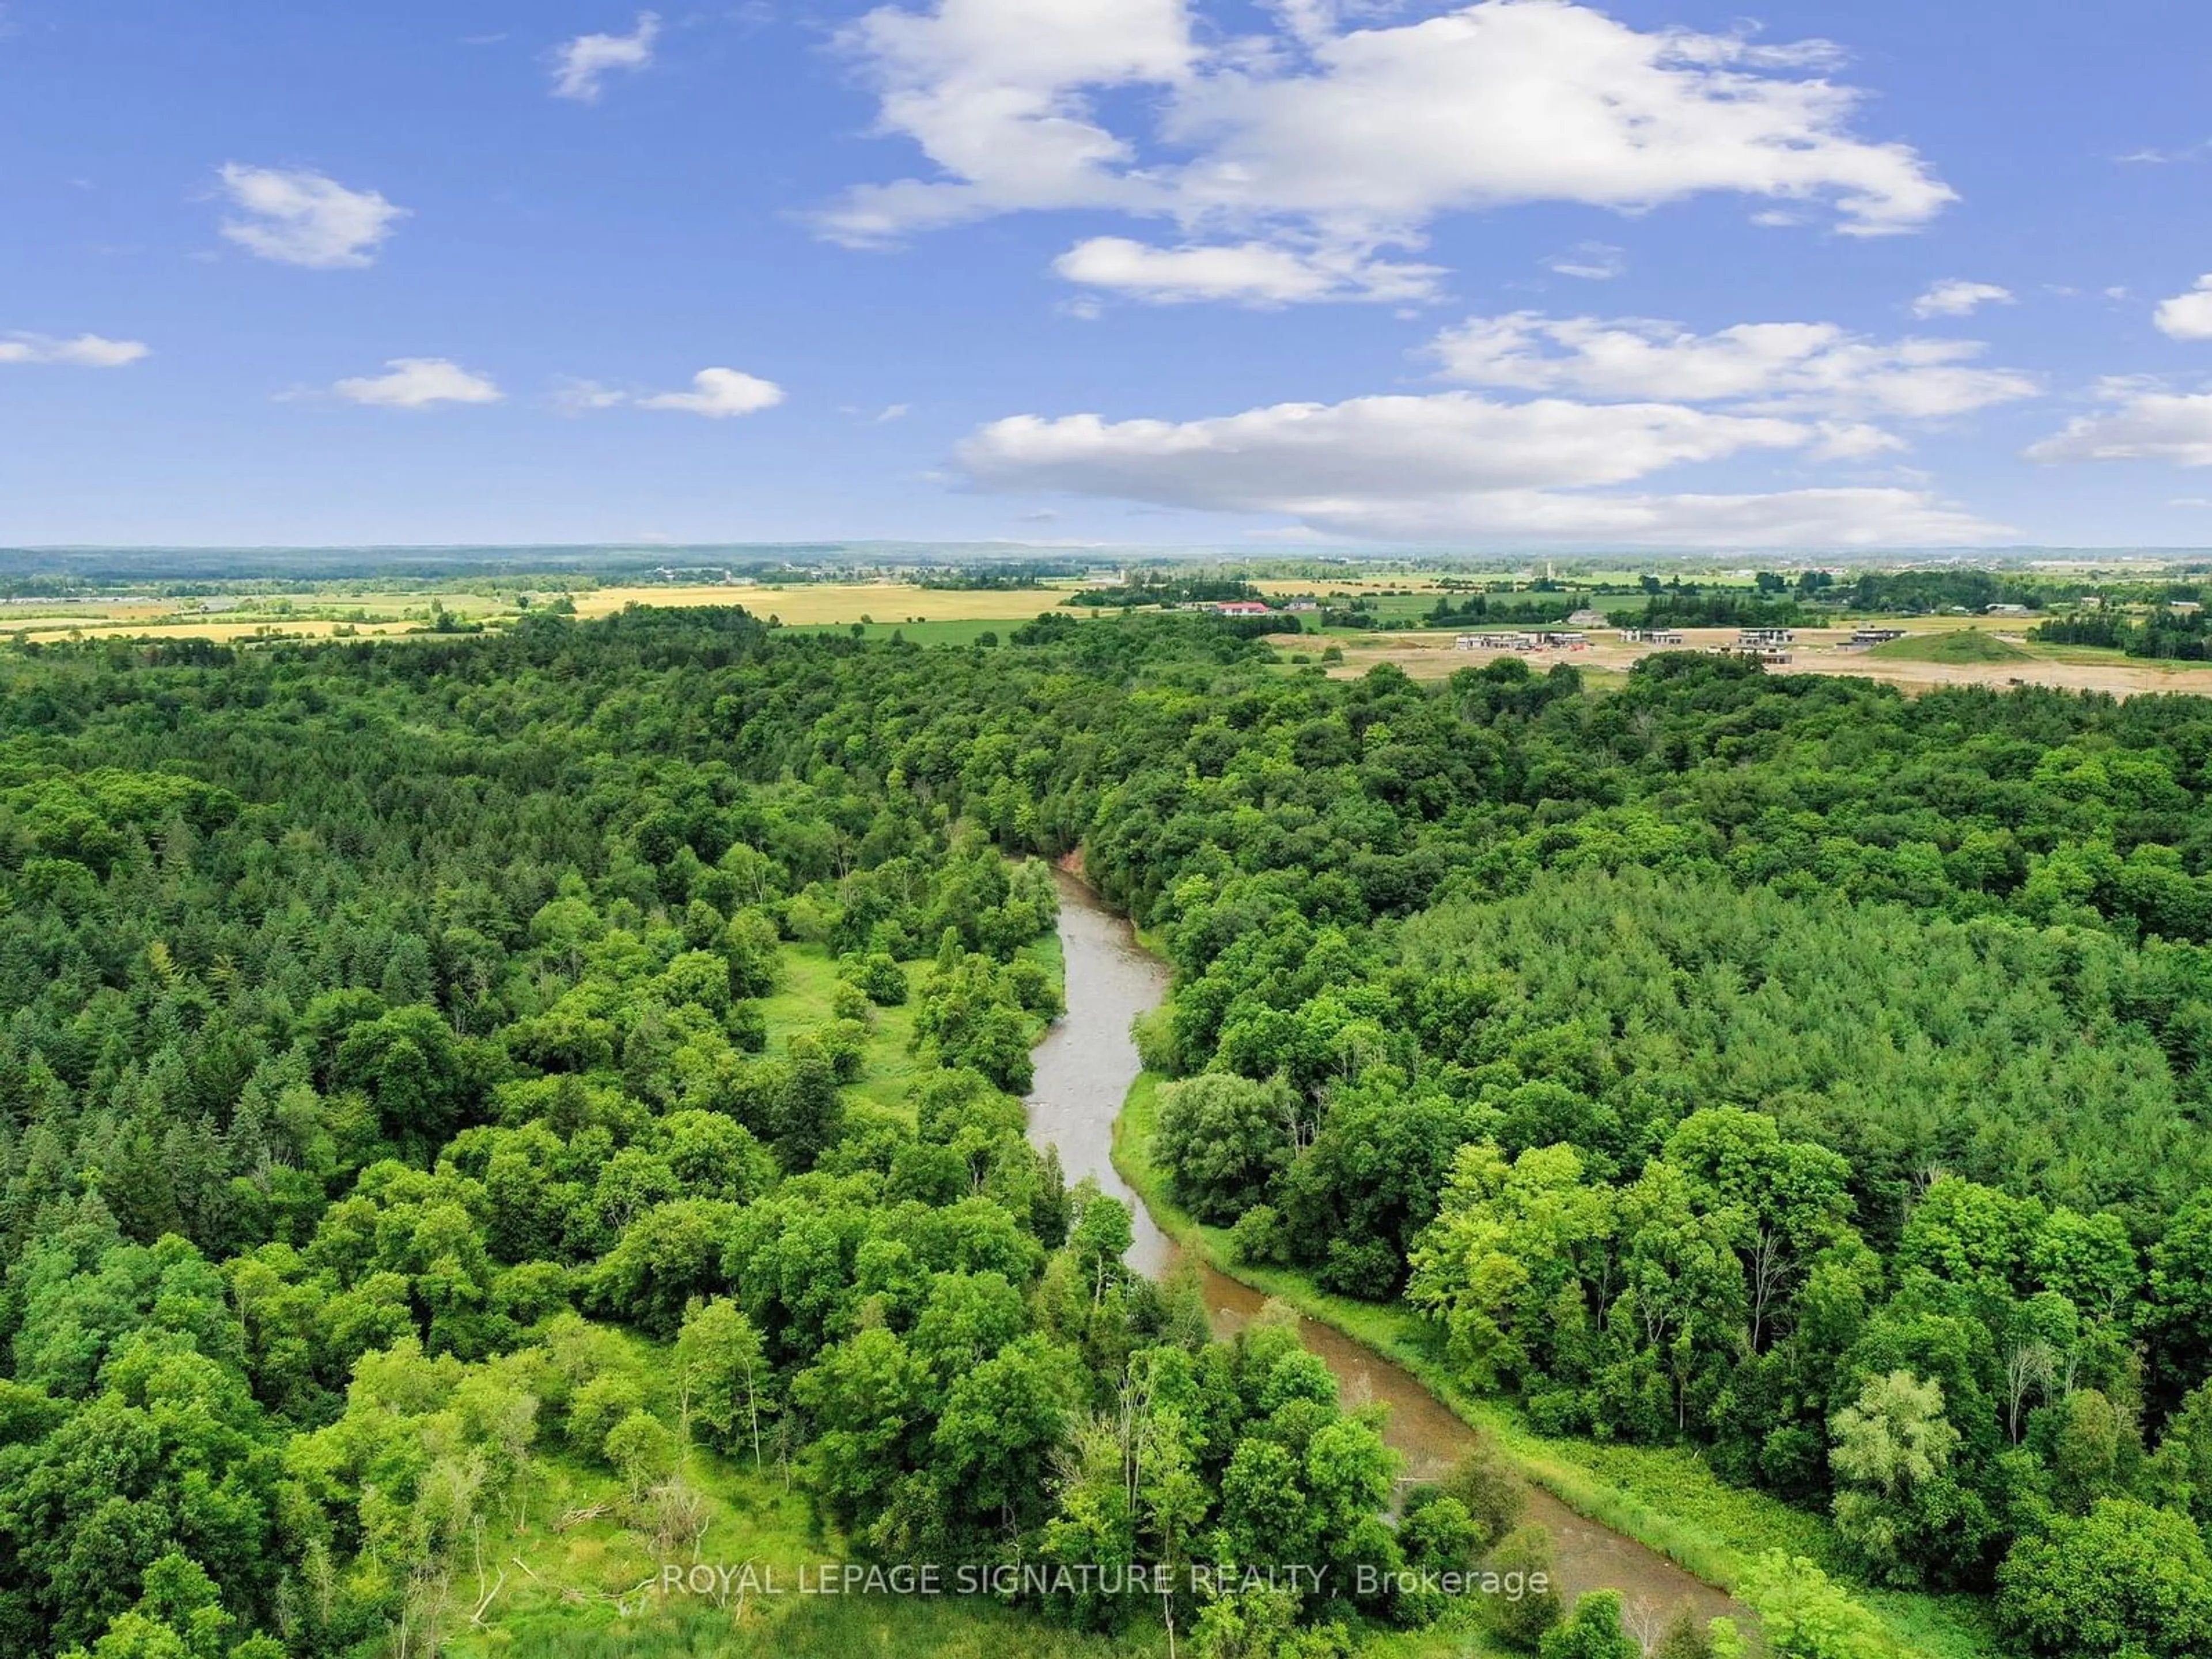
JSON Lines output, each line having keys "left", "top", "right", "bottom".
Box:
{"left": 1025, "top": 868, "right": 1737, "bottom": 1626}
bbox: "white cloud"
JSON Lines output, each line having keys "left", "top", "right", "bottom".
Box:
{"left": 217, "top": 164, "right": 407, "bottom": 269}
{"left": 2155, "top": 276, "right": 2212, "bottom": 341}
{"left": 1546, "top": 241, "right": 1625, "bottom": 281}
{"left": 2028, "top": 382, "right": 2212, "bottom": 468}
{"left": 635, "top": 367, "right": 785, "bottom": 417}
{"left": 954, "top": 389, "right": 2007, "bottom": 546}
{"left": 551, "top": 12, "right": 661, "bottom": 102}
{"left": 331, "top": 358, "right": 503, "bottom": 409}
{"left": 821, "top": 0, "right": 1952, "bottom": 304}
{"left": 1911, "top": 279, "right": 2013, "bottom": 319}
{"left": 2117, "top": 142, "right": 2211, "bottom": 165}
{"left": 1053, "top": 235, "right": 1442, "bottom": 305}
{"left": 551, "top": 378, "right": 631, "bottom": 414}
{"left": 876, "top": 403, "right": 911, "bottom": 422}
{"left": 0, "top": 332, "right": 150, "bottom": 368}
{"left": 1428, "top": 312, "right": 2039, "bottom": 419}
{"left": 555, "top": 367, "right": 786, "bottom": 417}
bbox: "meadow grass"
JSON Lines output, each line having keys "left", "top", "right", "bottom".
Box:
{"left": 463, "top": 1596, "right": 1173, "bottom": 1658}
{"left": 756, "top": 944, "right": 927, "bottom": 1113}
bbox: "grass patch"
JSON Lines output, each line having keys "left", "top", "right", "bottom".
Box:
{"left": 441, "top": 1426, "right": 830, "bottom": 1655}
{"left": 756, "top": 944, "right": 927, "bottom": 1114}
{"left": 1868, "top": 630, "right": 2030, "bottom": 664}
{"left": 468, "top": 1596, "right": 1171, "bottom": 1657}
{"left": 452, "top": 1441, "right": 1167, "bottom": 1658}
{"left": 757, "top": 876, "right": 1064, "bottom": 1118}
{"left": 1113, "top": 1074, "right": 2000, "bottom": 1659}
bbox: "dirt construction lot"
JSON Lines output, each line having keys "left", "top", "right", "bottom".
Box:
{"left": 1301, "top": 627, "right": 2212, "bottom": 700}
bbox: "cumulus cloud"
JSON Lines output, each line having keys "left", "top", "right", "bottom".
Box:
{"left": 1428, "top": 312, "right": 2039, "bottom": 419}
{"left": 1053, "top": 236, "right": 1442, "bottom": 305}
{"left": 955, "top": 390, "right": 2005, "bottom": 546}
{"left": 635, "top": 368, "right": 785, "bottom": 417}
{"left": 0, "top": 332, "right": 149, "bottom": 367}
{"left": 331, "top": 358, "right": 503, "bottom": 408}
{"left": 551, "top": 12, "right": 661, "bottom": 102}
{"left": 217, "top": 164, "right": 408, "bottom": 268}
{"left": 1911, "top": 279, "right": 2013, "bottom": 319}
{"left": 2027, "top": 382, "right": 2212, "bottom": 468}
{"left": 821, "top": 0, "right": 1953, "bottom": 301}
{"left": 2155, "top": 276, "right": 2212, "bottom": 341}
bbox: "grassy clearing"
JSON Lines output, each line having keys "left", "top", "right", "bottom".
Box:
{"left": 441, "top": 1418, "right": 830, "bottom": 1655}
{"left": 756, "top": 944, "right": 927, "bottom": 1113}
{"left": 469, "top": 1597, "right": 1171, "bottom": 1658}
{"left": 1112, "top": 1077, "right": 2001, "bottom": 1659}
{"left": 1869, "top": 630, "right": 2031, "bottom": 664}
{"left": 755, "top": 914, "right": 1065, "bottom": 1117}
{"left": 450, "top": 1440, "right": 1174, "bottom": 1659}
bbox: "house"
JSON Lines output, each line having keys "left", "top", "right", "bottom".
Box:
{"left": 1538, "top": 631, "right": 1590, "bottom": 650}
{"left": 1213, "top": 601, "right": 1275, "bottom": 617}
{"left": 1737, "top": 628, "right": 1795, "bottom": 648}
{"left": 1986, "top": 603, "right": 2033, "bottom": 616}
{"left": 2171, "top": 600, "right": 2203, "bottom": 615}
{"left": 1456, "top": 632, "right": 1537, "bottom": 650}
{"left": 1852, "top": 628, "right": 1908, "bottom": 646}
{"left": 1618, "top": 629, "right": 1684, "bottom": 645}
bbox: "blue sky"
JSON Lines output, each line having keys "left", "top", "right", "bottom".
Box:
{"left": 5, "top": 0, "right": 2212, "bottom": 551}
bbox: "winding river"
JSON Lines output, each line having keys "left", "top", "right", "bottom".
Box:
{"left": 1025, "top": 868, "right": 1737, "bottom": 1626}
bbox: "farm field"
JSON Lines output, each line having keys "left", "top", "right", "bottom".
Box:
{"left": 1301, "top": 617, "right": 2212, "bottom": 699}
{"left": 1, "top": 579, "right": 1086, "bottom": 644}
{"left": 574, "top": 582, "right": 1080, "bottom": 626}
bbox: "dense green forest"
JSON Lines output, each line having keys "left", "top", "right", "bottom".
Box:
{"left": 6, "top": 608, "right": 2212, "bottom": 1657}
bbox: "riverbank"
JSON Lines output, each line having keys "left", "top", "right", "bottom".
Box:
{"left": 1034, "top": 874, "right": 1750, "bottom": 1630}
{"left": 1112, "top": 1077, "right": 2002, "bottom": 1659}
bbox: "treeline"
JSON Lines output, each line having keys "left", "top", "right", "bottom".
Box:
{"left": 1064, "top": 574, "right": 1263, "bottom": 608}
{"left": 915, "top": 561, "right": 1090, "bottom": 589}
{"left": 2035, "top": 609, "right": 2212, "bottom": 661}
{"left": 1607, "top": 592, "right": 1806, "bottom": 628}
{"left": 1423, "top": 594, "right": 1585, "bottom": 628}
{"left": 1838, "top": 571, "right": 2051, "bottom": 615}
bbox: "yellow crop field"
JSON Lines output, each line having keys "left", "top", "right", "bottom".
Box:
{"left": 575, "top": 582, "right": 1074, "bottom": 625}
{"left": 16, "top": 619, "right": 425, "bottom": 645}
